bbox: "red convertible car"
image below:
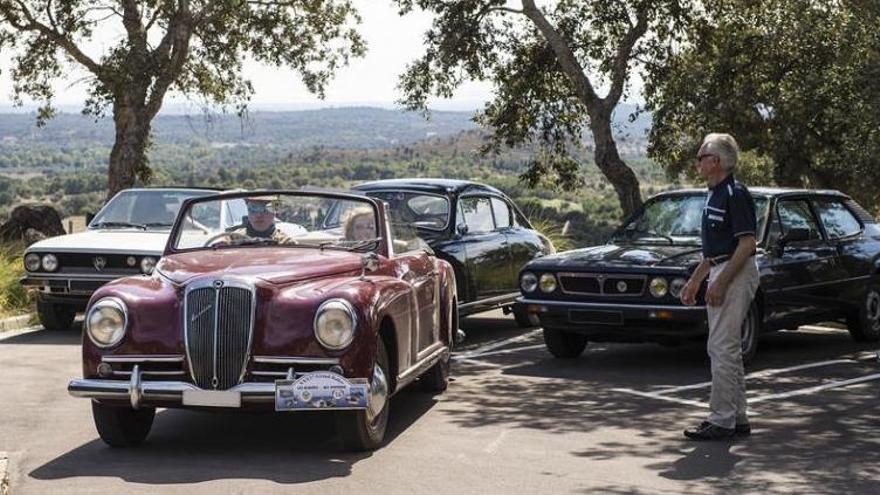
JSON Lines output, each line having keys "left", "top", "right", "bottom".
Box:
{"left": 68, "top": 190, "right": 458, "bottom": 450}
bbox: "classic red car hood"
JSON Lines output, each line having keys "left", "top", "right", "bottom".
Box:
{"left": 156, "top": 248, "right": 363, "bottom": 285}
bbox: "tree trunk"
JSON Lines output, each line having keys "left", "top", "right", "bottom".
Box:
{"left": 107, "top": 100, "right": 152, "bottom": 199}
{"left": 589, "top": 107, "right": 643, "bottom": 219}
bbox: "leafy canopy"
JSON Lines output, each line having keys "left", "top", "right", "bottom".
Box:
{"left": 645, "top": 0, "right": 880, "bottom": 209}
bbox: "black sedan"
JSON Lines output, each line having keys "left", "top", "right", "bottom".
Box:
{"left": 353, "top": 179, "right": 555, "bottom": 325}
{"left": 517, "top": 188, "right": 880, "bottom": 363}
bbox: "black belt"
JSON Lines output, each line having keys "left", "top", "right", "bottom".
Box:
{"left": 707, "top": 254, "right": 731, "bottom": 266}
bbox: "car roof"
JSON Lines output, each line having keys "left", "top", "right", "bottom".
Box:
{"left": 352, "top": 178, "right": 503, "bottom": 196}
{"left": 652, "top": 187, "right": 850, "bottom": 200}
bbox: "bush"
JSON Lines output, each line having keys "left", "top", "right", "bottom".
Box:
{"left": 0, "top": 243, "right": 30, "bottom": 318}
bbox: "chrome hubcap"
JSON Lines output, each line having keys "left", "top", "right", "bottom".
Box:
{"left": 366, "top": 362, "right": 388, "bottom": 423}
{"left": 741, "top": 308, "right": 755, "bottom": 352}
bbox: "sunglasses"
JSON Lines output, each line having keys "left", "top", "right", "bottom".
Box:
{"left": 697, "top": 153, "right": 717, "bottom": 162}
{"left": 246, "top": 203, "right": 274, "bottom": 214}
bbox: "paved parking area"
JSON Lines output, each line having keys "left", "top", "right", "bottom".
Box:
{"left": 2, "top": 311, "right": 879, "bottom": 494}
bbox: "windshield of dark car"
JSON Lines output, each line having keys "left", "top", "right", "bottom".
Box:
{"left": 614, "top": 194, "right": 769, "bottom": 245}
{"left": 364, "top": 191, "right": 450, "bottom": 230}
{"left": 173, "top": 193, "right": 381, "bottom": 252}
{"left": 90, "top": 190, "right": 209, "bottom": 229}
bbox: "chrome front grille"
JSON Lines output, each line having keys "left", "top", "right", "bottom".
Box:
{"left": 559, "top": 273, "right": 647, "bottom": 296}
{"left": 184, "top": 280, "right": 255, "bottom": 390}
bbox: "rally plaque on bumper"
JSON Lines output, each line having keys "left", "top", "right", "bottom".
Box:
{"left": 275, "top": 371, "right": 369, "bottom": 411}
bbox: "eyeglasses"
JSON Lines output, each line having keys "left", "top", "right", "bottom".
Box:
{"left": 246, "top": 203, "right": 274, "bottom": 215}
{"left": 697, "top": 153, "right": 717, "bottom": 162}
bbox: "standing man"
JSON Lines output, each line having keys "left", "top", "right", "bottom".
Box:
{"left": 680, "top": 133, "right": 760, "bottom": 440}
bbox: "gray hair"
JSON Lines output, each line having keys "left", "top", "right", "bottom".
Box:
{"left": 702, "top": 133, "right": 739, "bottom": 172}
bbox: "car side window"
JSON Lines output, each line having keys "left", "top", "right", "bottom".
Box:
{"left": 774, "top": 199, "right": 823, "bottom": 243}
{"left": 814, "top": 199, "right": 862, "bottom": 239}
{"left": 491, "top": 198, "right": 511, "bottom": 230}
{"left": 460, "top": 196, "right": 495, "bottom": 234}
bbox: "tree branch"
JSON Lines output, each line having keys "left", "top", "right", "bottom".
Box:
{"left": 520, "top": 0, "right": 600, "bottom": 106}
{"left": 605, "top": 6, "right": 650, "bottom": 108}
{"left": 146, "top": 1, "right": 193, "bottom": 118}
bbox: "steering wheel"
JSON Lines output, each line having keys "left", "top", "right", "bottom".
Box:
{"left": 204, "top": 231, "right": 250, "bottom": 247}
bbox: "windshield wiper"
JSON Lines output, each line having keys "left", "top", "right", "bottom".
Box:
{"left": 140, "top": 222, "right": 174, "bottom": 229}
{"left": 92, "top": 221, "right": 145, "bottom": 230}
{"left": 233, "top": 238, "right": 280, "bottom": 247}
{"left": 319, "top": 237, "right": 382, "bottom": 251}
{"left": 614, "top": 228, "right": 675, "bottom": 245}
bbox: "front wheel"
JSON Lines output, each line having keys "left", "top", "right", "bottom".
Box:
{"left": 336, "top": 339, "right": 391, "bottom": 451}
{"left": 91, "top": 401, "right": 155, "bottom": 447}
{"left": 543, "top": 327, "right": 588, "bottom": 358}
{"left": 37, "top": 299, "right": 76, "bottom": 331}
{"left": 847, "top": 286, "right": 880, "bottom": 342}
{"left": 741, "top": 301, "right": 760, "bottom": 366}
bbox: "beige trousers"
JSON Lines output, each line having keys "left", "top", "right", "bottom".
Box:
{"left": 706, "top": 258, "right": 760, "bottom": 429}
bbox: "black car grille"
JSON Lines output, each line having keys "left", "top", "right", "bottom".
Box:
{"left": 559, "top": 273, "right": 646, "bottom": 296}
{"left": 185, "top": 282, "right": 254, "bottom": 390}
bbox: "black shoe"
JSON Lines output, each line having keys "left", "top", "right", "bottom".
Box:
{"left": 683, "top": 421, "right": 735, "bottom": 440}
{"left": 735, "top": 422, "right": 751, "bottom": 436}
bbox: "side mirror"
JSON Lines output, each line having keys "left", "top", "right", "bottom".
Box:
{"left": 360, "top": 252, "right": 380, "bottom": 280}
{"left": 774, "top": 227, "right": 810, "bottom": 255}
{"left": 85, "top": 212, "right": 96, "bottom": 225}
{"left": 456, "top": 224, "right": 469, "bottom": 236}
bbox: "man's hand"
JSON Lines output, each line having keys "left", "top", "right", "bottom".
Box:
{"left": 705, "top": 279, "right": 729, "bottom": 307}
{"left": 680, "top": 279, "right": 700, "bottom": 306}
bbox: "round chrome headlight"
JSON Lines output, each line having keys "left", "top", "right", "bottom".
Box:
{"left": 539, "top": 273, "right": 558, "bottom": 293}
{"left": 649, "top": 277, "right": 669, "bottom": 298}
{"left": 140, "top": 257, "right": 157, "bottom": 274}
{"left": 314, "top": 299, "right": 357, "bottom": 350}
{"left": 520, "top": 272, "right": 538, "bottom": 293}
{"left": 670, "top": 277, "right": 688, "bottom": 298}
{"left": 86, "top": 298, "right": 128, "bottom": 348}
{"left": 41, "top": 254, "right": 59, "bottom": 272}
{"left": 24, "top": 253, "right": 41, "bottom": 272}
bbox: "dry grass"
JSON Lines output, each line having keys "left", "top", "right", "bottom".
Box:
{"left": 528, "top": 215, "right": 573, "bottom": 252}
{"left": 0, "top": 243, "right": 30, "bottom": 318}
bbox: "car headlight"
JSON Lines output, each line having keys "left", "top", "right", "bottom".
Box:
{"left": 24, "top": 253, "right": 41, "bottom": 272}
{"left": 314, "top": 299, "right": 357, "bottom": 350}
{"left": 520, "top": 272, "right": 538, "bottom": 293}
{"left": 140, "top": 257, "right": 157, "bottom": 274}
{"left": 41, "top": 254, "right": 59, "bottom": 272}
{"left": 649, "top": 277, "right": 668, "bottom": 298}
{"left": 539, "top": 273, "right": 558, "bottom": 293}
{"left": 86, "top": 297, "right": 128, "bottom": 348}
{"left": 670, "top": 277, "right": 688, "bottom": 298}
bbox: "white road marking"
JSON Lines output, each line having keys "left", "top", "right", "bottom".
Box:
{"left": 456, "top": 329, "right": 542, "bottom": 359}
{"left": 655, "top": 359, "right": 857, "bottom": 394}
{"left": 610, "top": 388, "right": 710, "bottom": 409}
{"left": 466, "top": 344, "right": 546, "bottom": 359}
{"left": 749, "top": 372, "right": 880, "bottom": 403}
{"left": 483, "top": 430, "right": 509, "bottom": 454}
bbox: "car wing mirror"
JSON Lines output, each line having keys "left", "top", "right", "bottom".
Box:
{"left": 456, "top": 224, "right": 469, "bottom": 237}
{"left": 775, "top": 227, "right": 810, "bottom": 255}
{"left": 360, "top": 252, "right": 380, "bottom": 280}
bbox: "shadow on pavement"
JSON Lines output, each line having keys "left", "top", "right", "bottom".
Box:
{"left": 0, "top": 325, "right": 82, "bottom": 345}
{"left": 448, "top": 327, "right": 880, "bottom": 493}
{"left": 29, "top": 389, "right": 438, "bottom": 485}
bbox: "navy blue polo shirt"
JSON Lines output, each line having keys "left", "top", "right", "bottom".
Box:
{"left": 701, "top": 174, "right": 757, "bottom": 258}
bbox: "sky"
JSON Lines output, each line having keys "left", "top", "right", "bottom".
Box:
{"left": 0, "top": 1, "right": 641, "bottom": 113}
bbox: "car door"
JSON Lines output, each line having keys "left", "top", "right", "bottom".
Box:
{"left": 762, "top": 198, "right": 837, "bottom": 325}
{"left": 390, "top": 221, "right": 440, "bottom": 360}
{"left": 812, "top": 197, "right": 867, "bottom": 313}
{"left": 458, "top": 195, "right": 511, "bottom": 299}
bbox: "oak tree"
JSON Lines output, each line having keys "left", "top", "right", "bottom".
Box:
{"left": 0, "top": 0, "right": 365, "bottom": 197}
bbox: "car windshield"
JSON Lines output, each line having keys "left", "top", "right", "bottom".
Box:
{"left": 364, "top": 191, "right": 450, "bottom": 230}
{"left": 173, "top": 192, "right": 381, "bottom": 252}
{"left": 613, "top": 194, "right": 769, "bottom": 245}
{"left": 91, "top": 189, "right": 210, "bottom": 229}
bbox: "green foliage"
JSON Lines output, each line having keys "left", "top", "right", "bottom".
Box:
{"left": 395, "top": 0, "right": 692, "bottom": 217}
{"left": 0, "top": 242, "right": 29, "bottom": 317}
{"left": 645, "top": 0, "right": 880, "bottom": 208}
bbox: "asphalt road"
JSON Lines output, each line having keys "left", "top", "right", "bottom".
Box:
{"left": 1, "top": 311, "right": 879, "bottom": 494}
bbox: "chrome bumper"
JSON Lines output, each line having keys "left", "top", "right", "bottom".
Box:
{"left": 68, "top": 377, "right": 276, "bottom": 409}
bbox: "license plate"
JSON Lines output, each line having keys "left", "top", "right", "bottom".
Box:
{"left": 569, "top": 309, "right": 624, "bottom": 325}
{"left": 276, "top": 371, "right": 368, "bottom": 411}
{"left": 182, "top": 389, "right": 242, "bottom": 408}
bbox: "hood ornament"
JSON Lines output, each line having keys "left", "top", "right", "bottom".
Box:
{"left": 93, "top": 256, "right": 107, "bottom": 271}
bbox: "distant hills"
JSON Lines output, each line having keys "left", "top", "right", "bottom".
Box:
{"left": 0, "top": 105, "right": 651, "bottom": 150}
